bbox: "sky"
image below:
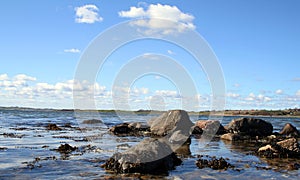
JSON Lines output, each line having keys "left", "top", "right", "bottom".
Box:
{"left": 0, "top": 0, "right": 300, "bottom": 111}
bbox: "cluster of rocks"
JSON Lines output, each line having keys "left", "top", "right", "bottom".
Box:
{"left": 103, "top": 110, "right": 300, "bottom": 175}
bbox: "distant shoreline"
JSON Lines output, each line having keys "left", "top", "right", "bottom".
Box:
{"left": 1, "top": 106, "right": 299, "bottom": 118}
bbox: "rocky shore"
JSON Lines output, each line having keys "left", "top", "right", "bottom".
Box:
{"left": 103, "top": 110, "right": 300, "bottom": 175}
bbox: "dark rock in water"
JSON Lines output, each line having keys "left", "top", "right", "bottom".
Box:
{"left": 287, "top": 163, "right": 300, "bottom": 170}
{"left": 226, "top": 117, "right": 273, "bottom": 137}
{"left": 191, "top": 126, "right": 203, "bottom": 135}
{"left": 148, "top": 110, "right": 193, "bottom": 136}
{"left": 279, "top": 123, "right": 300, "bottom": 137}
{"left": 82, "top": 119, "right": 103, "bottom": 124}
{"left": 63, "top": 123, "right": 73, "bottom": 128}
{"left": 109, "top": 123, "right": 150, "bottom": 136}
{"left": 257, "top": 138, "right": 300, "bottom": 158}
{"left": 194, "top": 120, "right": 226, "bottom": 135}
{"left": 46, "top": 123, "right": 62, "bottom": 131}
{"left": 0, "top": 147, "right": 8, "bottom": 151}
{"left": 57, "top": 144, "right": 77, "bottom": 154}
{"left": 103, "top": 138, "right": 182, "bottom": 175}
{"left": 196, "top": 156, "right": 233, "bottom": 170}
{"left": 1, "top": 133, "right": 25, "bottom": 138}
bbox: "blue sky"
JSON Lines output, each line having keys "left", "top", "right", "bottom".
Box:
{"left": 0, "top": 0, "right": 299, "bottom": 111}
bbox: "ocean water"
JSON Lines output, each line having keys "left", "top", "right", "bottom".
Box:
{"left": 0, "top": 108, "right": 300, "bottom": 179}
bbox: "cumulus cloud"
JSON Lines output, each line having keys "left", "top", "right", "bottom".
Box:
{"left": 227, "top": 92, "right": 240, "bottom": 99}
{"left": 296, "top": 90, "right": 300, "bottom": 96}
{"left": 64, "top": 48, "right": 81, "bottom": 53}
{"left": 75, "top": 4, "right": 103, "bottom": 24}
{"left": 119, "top": 3, "right": 195, "bottom": 35}
{"left": 275, "top": 89, "right": 283, "bottom": 95}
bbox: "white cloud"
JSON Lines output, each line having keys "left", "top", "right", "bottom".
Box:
{"left": 296, "top": 90, "right": 300, "bottom": 96}
{"left": 119, "top": 3, "right": 195, "bottom": 35}
{"left": 75, "top": 4, "right": 103, "bottom": 24}
{"left": 0, "top": 74, "right": 8, "bottom": 81}
{"left": 227, "top": 92, "right": 240, "bottom": 99}
{"left": 275, "top": 89, "right": 283, "bottom": 95}
{"left": 64, "top": 48, "right": 81, "bottom": 53}
{"left": 14, "top": 74, "right": 36, "bottom": 81}
{"left": 155, "top": 90, "right": 180, "bottom": 98}
{"left": 167, "top": 50, "right": 175, "bottom": 55}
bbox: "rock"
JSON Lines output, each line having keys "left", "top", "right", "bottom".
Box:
{"left": 194, "top": 120, "right": 226, "bottom": 135}
{"left": 220, "top": 133, "right": 245, "bottom": 141}
{"left": 109, "top": 123, "right": 131, "bottom": 135}
{"left": 46, "top": 123, "right": 62, "bottom": 131}
{"left": 196, "top": 156, "right": 233, "bottom": 170}
{"left": 226, "top": 117, "right": 273, "bottom": 137}
{"left": 57, "top": 144, "right": 77, "bottom": 154}
{"left": 191, "top": 126, "right": 203, "bottom": 135}
{"left": 109, "top": 123, "right": 150, "bottom": 136}
{"left": 168, "top": 130, "right": 191, "bottom": 156}
{"left": 257, "top": 138, "right": 300, "bottom": 158}
{"left": 128, "top": 122, "right": 150, "bottom": 131}
{"left": 103, "top": 138, "right": 182, "bottom": 174}
{"left": 82, "top": 119, "right": 103, "bottom": 124}
{"left": 148, "top": 110, "right": 193, "bottom": 136}
{"left": 277, "top": 138, "right": 300, "bottom": 152}
{"left": 287, "top": 163, "right": 300, "bottom": 170}
{"left": 279, "top": 123, "right": 300, "bottom": 137}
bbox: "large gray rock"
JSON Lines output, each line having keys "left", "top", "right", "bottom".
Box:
{"left": 226, "top": 117, "right": 273, "bottom": 137}
{"left": 103, "top": 138, "right": 182, "bottom": 174}
{"left": 148, "top": 110, "right": 194, "bottom": 136}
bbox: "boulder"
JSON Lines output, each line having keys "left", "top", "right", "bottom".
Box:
{"left": 103, "top": 138, "right": 182, "bottom": 174}
{"left": 194, "top": 120, "right": 226, "bottom": 135}
{"left": 226, "top": 117, "right": 273, "bottom": 137}
{"left": 279, "top": 123, "right": 300, "bottom": 137}
{"left": 148, "top": 110, "right": 193, "bottom": 136}
{"left": 257, "top": 138, "right": 300, "bottom": 158}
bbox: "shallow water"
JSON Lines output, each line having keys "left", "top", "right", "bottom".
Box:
{"left": 0, "top": 108, "right": 300, "bottom": 179}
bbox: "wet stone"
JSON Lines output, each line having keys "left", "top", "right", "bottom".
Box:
{"left": 257, "top": 138, "right": 300, "bottom": 158}
{"left": 109, "top": 123, "right": 150, "bottom": 136}
{"left": 279, "top": 123, "right": 300, "bottom": 137}
{"left": 196, "top": 156, "right": 234, "bottom": 170}
{"left": 46, "top": 123, "right": 62, "bottom": 131}
{"left": 57, "top": 143, "right": 77, "bottom": 154}
{"left": 194, "top": 120, "right": 226, "bottom": 135}
{"left": 226, "top": 117, "right": 273, "bottom": 137}
{"left": 103, "top": 138, "right": 182, "bottom": 175}
{"left": 82, "top": 119, "right": 103, "bottom": 124}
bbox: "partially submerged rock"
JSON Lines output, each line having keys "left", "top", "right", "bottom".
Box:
{"left": 257, "top": 138, "right": 300, "bottom": 158}
{"left": 193, "top": 120, "right": 226, "bottom": 135}
{"left": 279, "top": 123, "right": 300, "bottom": 137}
{"left": 226, "top": 117, "right": 273, "bottom": 137}
{"left": 220, "top": 133, "right": 248, "bottom": 141}
{"left": 196, "top": 156, "right": 233, "bottom": 170}
{"left": 57, "top": 143, "right": 77, "bottom": 154}
{"left": 82, "top": 119, "right": 103, "bottom": 124}
{"left": 46, "top": 123, "right": 62, "bottom": 131}
{"left": 148, "top": 110, "right": 193, "bottom": 136}
{"left": 103, "top": 138, "right": 182, "bottom": 174}
{"left": 109, "top": 122, "right": 150, "bottom": 136}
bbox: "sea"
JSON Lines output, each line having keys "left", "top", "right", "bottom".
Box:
{"left": 0, "top": 107, "right": 300, "bottom": 179}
